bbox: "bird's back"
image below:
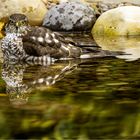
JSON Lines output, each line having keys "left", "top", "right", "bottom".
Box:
{"left": 22, "top": 26, "right": 82, "bottom": 59}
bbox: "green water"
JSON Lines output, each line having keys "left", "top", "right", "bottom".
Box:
{"left": 0, "top": 58, "right": 140, "bottom": 139}
{"left": 0, "top": 34, "right": 140, "bottom": 139}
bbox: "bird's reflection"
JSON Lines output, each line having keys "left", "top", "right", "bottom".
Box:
{"left": 1, "top": 60, "right": 81, "bottom": 106}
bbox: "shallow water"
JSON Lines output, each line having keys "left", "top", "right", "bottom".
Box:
{"left": 0, "top": 35, "right": 140, "bottom": 139}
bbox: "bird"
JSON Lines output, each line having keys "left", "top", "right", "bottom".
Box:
{"left": 1, "top": 13, "right": 116, "bottom": 64}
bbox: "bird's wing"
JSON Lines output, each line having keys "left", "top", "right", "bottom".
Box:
{"left": 22, "top": 26, "right": 82, "bottom": 59}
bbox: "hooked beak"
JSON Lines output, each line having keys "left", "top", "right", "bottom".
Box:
{"left": 16, "top": 22, "right": 19, "bottom": 27}
{"left": 16, "top": 22, "right": 21, "bottom": 27}
{"left": 15, "top": 22, "right": 20, "bottom": 31}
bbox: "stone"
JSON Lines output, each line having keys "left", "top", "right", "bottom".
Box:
{"left": 91, "top": 0, "right": 140, "bottom": 5}
{"left": 60, "top": 0, "right": 86, "bottom": 3}
{"left": 0, "top": 0, "right": 47, "bottom": 25}
{"left": 89, "top": 1, "right": 139, "bottom": 18}
{"left": 43, "top": 2, "right": 96, "bottom": 31}
{"left": 41, "top": 0, "right": 87, "bottom": 10}
{"left": 41, "top": 0, "right": 59, "bottom": 9}
{"left": 92, "top": 6, "right": 140, "bottom": 36}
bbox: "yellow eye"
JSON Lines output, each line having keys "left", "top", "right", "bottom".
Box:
{"left": 16, "top": 21, "right": 25, "bottom": 26}
{"left": 10, "top": 20, "right": 14, "bottom": 24}
{"left": 21, "top": 21, "right": 25, "bottom": 25}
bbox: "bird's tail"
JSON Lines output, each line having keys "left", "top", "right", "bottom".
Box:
{"left": 80, "top": 47, "right": 124, "bottom": 59}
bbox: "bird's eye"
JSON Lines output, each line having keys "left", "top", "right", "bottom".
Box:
{"left": 10, "top": 20, "right": 14, "bottom": 24}
{"left": 22, "top": 21, "right": 25, "bottom": 25}
{"left": 22, "top": 21, "right": 28, "bottom": 25}
{"left": 16, "top": 21, "right": 24, "bottom": 27}
{"left": 17, "top": 21, "right": 26, "bottom": 26}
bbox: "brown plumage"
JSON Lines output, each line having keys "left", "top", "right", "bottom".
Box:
{"left": 22, "top": 26, "right": 82, "bottom": 59}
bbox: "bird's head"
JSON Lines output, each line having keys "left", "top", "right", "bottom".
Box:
{"left": 5, "top": 13, "right": 29, "bottom": 35}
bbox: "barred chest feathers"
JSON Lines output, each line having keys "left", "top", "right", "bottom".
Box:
{"left": 1, "top": 33, "right": 26, "bottom": 61}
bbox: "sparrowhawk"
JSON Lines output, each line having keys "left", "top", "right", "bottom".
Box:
{"left": 1, "top": 13, "right": 116, "bottom": 64}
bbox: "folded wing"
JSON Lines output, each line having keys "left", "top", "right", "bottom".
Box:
{"left": 22, "top": 27, "right": 82, "bottom": 59}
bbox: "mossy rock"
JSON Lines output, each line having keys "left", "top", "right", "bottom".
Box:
{"left": 92, "top": 6, "right": 140, "bottom": 36}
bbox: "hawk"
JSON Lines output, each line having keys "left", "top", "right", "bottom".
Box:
{"left": 1, "top": 13, "right": 115, "bottom": 64}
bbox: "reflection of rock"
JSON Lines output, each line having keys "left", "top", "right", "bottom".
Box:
{"left": 43, "top": 2, "right": 96, "bottom": 31}
{"left": 1, "top": 60, "right": 80, "bottom": 106}
{"left": 0, "top": 0, "right": 47, "bottom": 26}
{"left": 92, "top": 6, "right": 140, "bottom": 36}
{"left": 94, "top": 36, "right": 140, "bottom": 61}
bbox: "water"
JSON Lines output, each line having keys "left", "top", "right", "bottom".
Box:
{"left": 0, "top": 34, "right": 140, "bottom": 139}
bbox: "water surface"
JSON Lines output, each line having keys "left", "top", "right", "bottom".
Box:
{"left": 0, "top": 35, "right": 140, "bottom": 139}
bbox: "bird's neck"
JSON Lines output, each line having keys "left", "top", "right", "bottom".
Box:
{"left": 6, "top": 25, "right": 29, "bottom": 36}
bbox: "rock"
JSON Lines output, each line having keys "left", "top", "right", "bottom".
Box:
{"left": 43, "top": 2, "right": 96, "bottom": 31}
{"left": 90, "top": 1, "right": 139, "bottom": 18}
{"left": 92, "top": 6, "right": 140, "bottom": 36}
{"left": 91, "top": 0, "right": 140, "bottom": 5}
{"left": 41, "top": 0, "right": 87, "bottom": 9}
{"left": 44, "top": 0, "right": 87, "bottom": 4}
{"left": 0, "top": 0, "right": 47, "bottom": 26}
{"left": 60, "top": 0, "right": 86, "bottom": 3}
{"left": 41, "top": 0, "right": 59, "bottom": 9}
{"left": 90, "top": 1, "right": 140, "bottom": 18}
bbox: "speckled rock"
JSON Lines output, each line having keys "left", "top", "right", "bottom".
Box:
{"left": 92, "top": 6, "right": 140, "bottom": 36}
{"left": 43, "top": 2, "right": 96, "bottom": 31}
{"left": 0, "top": 0, "right": 47, "bottom": 25}
{"left": 41, "top": 0, "right": 87, "bottom": 9}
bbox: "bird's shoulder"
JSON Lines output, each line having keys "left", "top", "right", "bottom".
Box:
{"left": 22, "top": 26, "right": 80, "bottom": 58}
{"left": 22, "top": 26, "right": 75, "bottom": 47}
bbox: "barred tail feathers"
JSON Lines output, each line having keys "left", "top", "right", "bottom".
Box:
{"left": 25, "top": 55, "right": 57, "bottom": 65}
{"left": 80, "top": 47, "right": 101, "bottom": 59}
{"left": 80, "top": 48, "right": 121, "bottom": 59}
